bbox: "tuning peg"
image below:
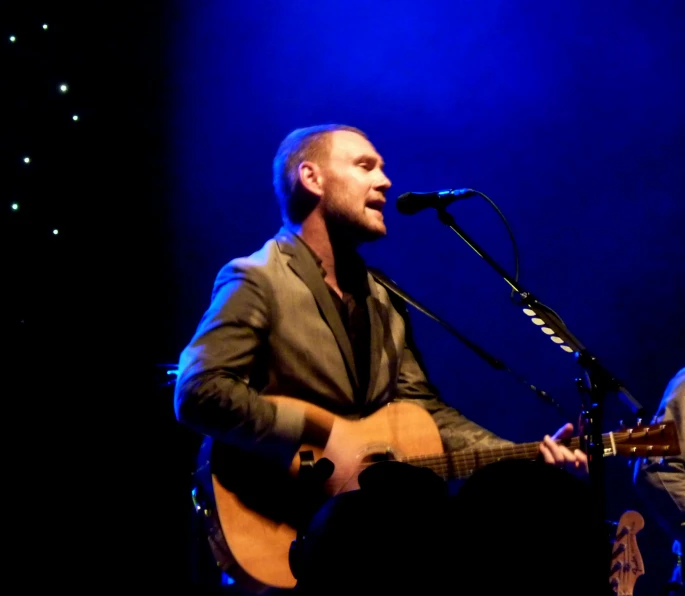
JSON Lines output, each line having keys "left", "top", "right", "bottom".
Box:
{"left": 610, "top": 542, "right": 626, "bottom": 558}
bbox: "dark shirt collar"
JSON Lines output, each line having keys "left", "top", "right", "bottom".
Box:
{"left": 292, "top": 234, "right": 368, "bottom": 293}
{"left": 292, "top": 233, "right": 327, "bottom": 278}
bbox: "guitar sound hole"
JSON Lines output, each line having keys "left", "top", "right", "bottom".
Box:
{"left": 363, "top": 450, "right": 397, "bottom": 464}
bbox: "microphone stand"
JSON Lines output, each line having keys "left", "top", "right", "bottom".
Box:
{"left": 432, "top": 206, "right": 644, "bottom": 527}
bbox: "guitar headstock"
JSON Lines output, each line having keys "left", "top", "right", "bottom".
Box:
{"left": 610, "top": 510, "right": 645, "bottom": 595}
{"left": 610, "top": 420, "right": 680, "bottom": 458}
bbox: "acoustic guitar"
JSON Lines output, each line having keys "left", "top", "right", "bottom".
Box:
{"left": 610, "top": 510, "right": 645, "bottom": 595}
{"left": 197, "top": 396, "right": 679, "bottom": 593}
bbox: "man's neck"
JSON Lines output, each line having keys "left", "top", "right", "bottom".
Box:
{"left": 286, "top": 219, "right": 356, "bottom": 296}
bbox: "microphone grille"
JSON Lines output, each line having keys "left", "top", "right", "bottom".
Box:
{"left": 395, "top": 192, "right": 423, "bottom": 215}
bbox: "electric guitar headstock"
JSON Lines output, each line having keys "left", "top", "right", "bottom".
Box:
{"left": 609, "top": 420, "right": 680, "bottom": 459}
{"left": 610, "top": 510, "right": 645, "bottom": 595}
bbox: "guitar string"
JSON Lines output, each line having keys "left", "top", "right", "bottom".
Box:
{"left": 614, "top": 520, "right": 642, "bottom": 596}
{"left": 347, "top": 429, "right": 666, "bottom": 480}
{"left": 402, "top": 437, "right": 579, "bottom": 476}
{"left": 624, "top": 521, "right": 634, "bottom": 596}
{"left": 409, "top": 429, "right": 664, "bottom": 472}
{"left": 618, "top": 524, "right": 625, "bottom": 595}
{"left": 624, "top": 527, "right": 629, "bottom": 595}
{"left": 621, "top": 525, "right": 629, "bottom": 596}
{"left": 350, "top": 443, "right": 550, "bottom": 479}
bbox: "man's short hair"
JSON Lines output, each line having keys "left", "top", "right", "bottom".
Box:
{"left": 272, "top": 124, "right": 366, "bottom": 223}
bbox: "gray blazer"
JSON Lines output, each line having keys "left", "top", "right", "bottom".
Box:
{"left": 174, "top": 228, "right": 508, "bottom": 485}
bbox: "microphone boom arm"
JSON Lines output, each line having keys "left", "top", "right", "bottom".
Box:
{"left": 368, "top": 266, "right": 568, "bottom": 416}
{"left": 433, "top": 207, "right": 642, "bottom": 414}
{"left": 431, "top": 200, "right": 644, "bottom": 534}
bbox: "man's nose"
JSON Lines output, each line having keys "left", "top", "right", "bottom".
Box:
{"left": 376, "top": 171, "right": 392, "bottom": 190}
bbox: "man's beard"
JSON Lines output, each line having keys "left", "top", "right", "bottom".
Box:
{"left": 326, "top": 205, "right": 385, "bottom": 247}
{"left": 322, "top": 182, "right": 386, "bottom": 245}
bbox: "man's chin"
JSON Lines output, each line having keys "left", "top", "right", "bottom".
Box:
{"left": 356, "top": 219, "right": 387, "bottom": 241}
{"left": 329, "top": 218, "right": 386, "bottom": 245}
{"left": 371, "top": 225, "right": 387, "bottom": 239}
{"left": 357, "top": 228, "right": 386, "bottom": 244}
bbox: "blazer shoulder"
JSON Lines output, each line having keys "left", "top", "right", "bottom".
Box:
{"left": 211, "top": 239, "right": 282, "bottom": 299}
{"left": 217, "top": 238, "right": 281, "bottom": 276}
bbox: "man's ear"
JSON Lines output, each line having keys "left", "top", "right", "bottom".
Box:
{"left": 298, "top": 161, "right": 324, "bottom": 197}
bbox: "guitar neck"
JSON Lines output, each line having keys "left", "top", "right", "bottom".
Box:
{"left": 403, "top": 435, "right": 599, "bottom": 481}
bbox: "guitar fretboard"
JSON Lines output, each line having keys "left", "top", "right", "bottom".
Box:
{"left": 402, "top": 436, "right": 585, "bottom": 481}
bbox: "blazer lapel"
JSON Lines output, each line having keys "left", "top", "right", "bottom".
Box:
{"left": 276, "top": 229, "right": 359, "bottom": 390}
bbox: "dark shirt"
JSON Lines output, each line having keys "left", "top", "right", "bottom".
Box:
{"left": 295, "top": 235, "right": 371, "bottom": 404}
{"left": 327, "top": 280, "right": 371, "bottom": 405}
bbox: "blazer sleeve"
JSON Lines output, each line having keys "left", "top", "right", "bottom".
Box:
{"left": 634, "top": 368, "right": 685, "bottom": 543}
{"left": 174, "top": 259, "right": 305, "bottom": 468}
{"left": 390, "top": 293, "right": 513, "bottom": 452}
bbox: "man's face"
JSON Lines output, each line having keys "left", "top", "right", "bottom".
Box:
{"left": 318, "top": 130, "right": 392, "bottom": 243}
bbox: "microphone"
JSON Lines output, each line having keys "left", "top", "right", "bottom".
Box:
{"left": 396, "top": 188, "right": 478, "bottom": 215}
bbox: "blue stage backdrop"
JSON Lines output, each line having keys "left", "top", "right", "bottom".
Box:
{"left": 167, "top": 1, "right": 685, "bottom": 592}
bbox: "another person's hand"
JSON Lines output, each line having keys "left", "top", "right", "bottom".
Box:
{"left": 539, "top": 423, "right": 589, "bottom": 476}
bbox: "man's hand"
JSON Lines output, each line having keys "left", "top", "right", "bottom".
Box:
{"left": 539, "top": 422, "right": 589, "bottom": 476}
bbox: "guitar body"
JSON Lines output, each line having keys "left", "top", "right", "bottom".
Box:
{"left": 196, "top": 394, "right": 677, "bottom": 594}
{"left": 209, "top": 397, "right": 443, "bottom": 591}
